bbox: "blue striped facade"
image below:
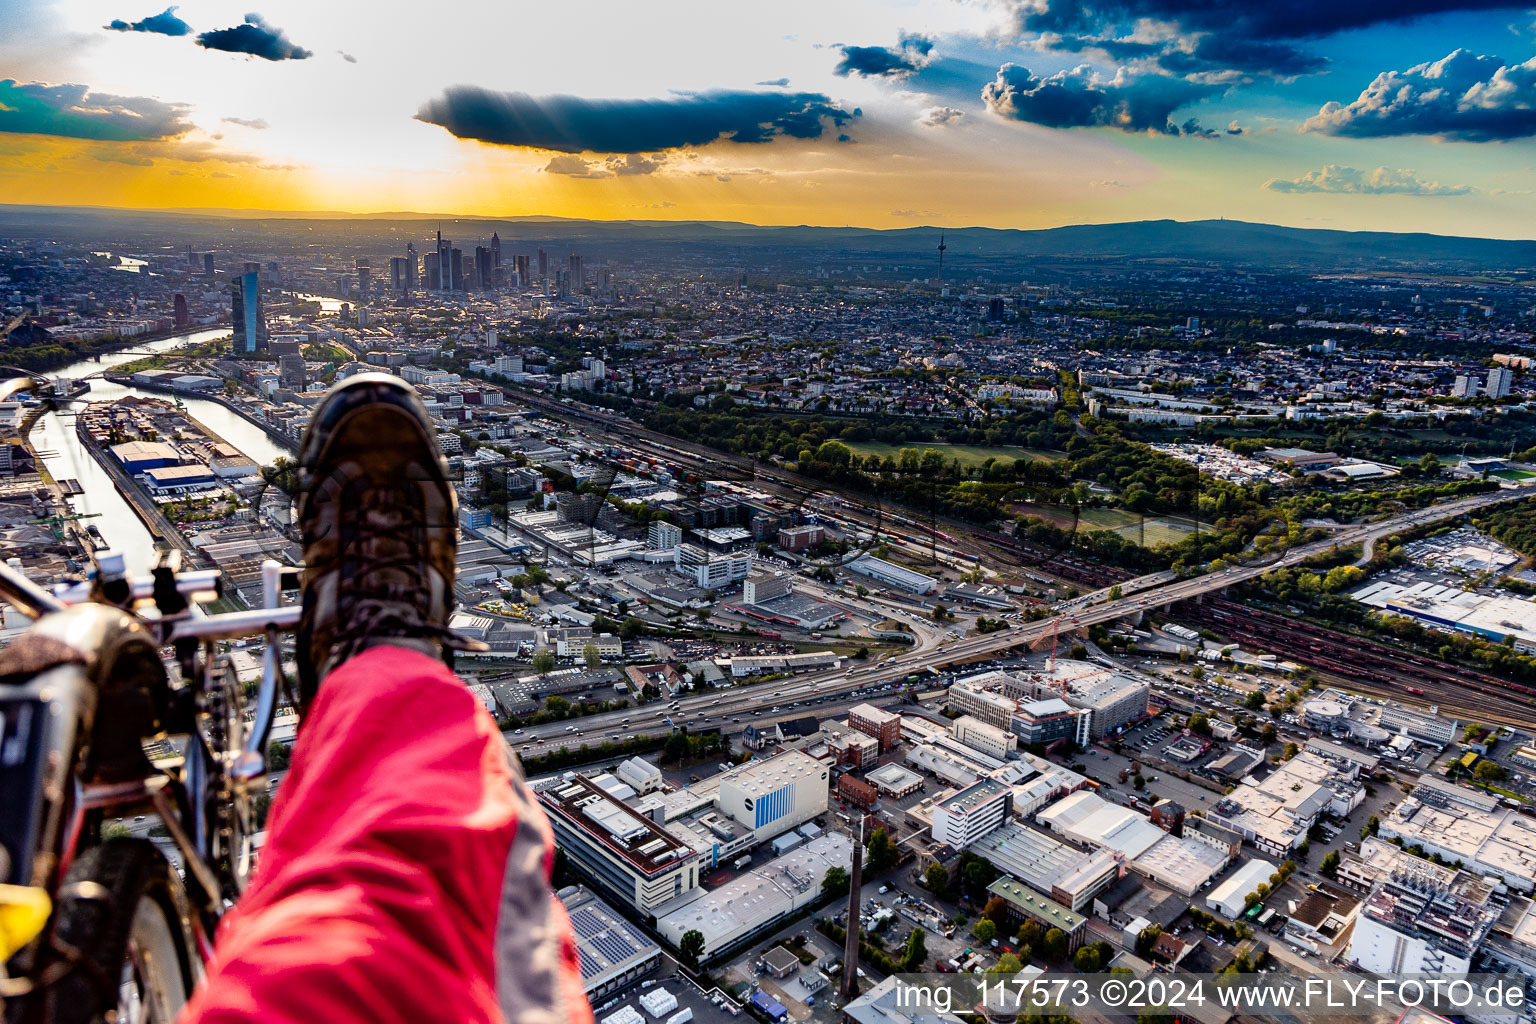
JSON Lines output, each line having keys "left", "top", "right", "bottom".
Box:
{"left": 754, "top": 784, "right": 794, "bottom": 829}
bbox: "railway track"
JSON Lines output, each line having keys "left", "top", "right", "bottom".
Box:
{"left": 1186, "top": 598, "right": 1536, "bottom": 727}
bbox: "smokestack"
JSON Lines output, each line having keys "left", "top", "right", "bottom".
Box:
{"left": 840, "top": 820, "right": 864, "bottom": 1000}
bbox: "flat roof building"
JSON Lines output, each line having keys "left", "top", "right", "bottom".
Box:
{"left": 931, "top": 777, "right": 1012, "bottom": 849}
{"left": 716, "top": 749, "right": 829, "bottom": 840}
{"left": 846, "top": 555, "right": 937, "bottom": 595}
{"left": 559, "top": 885, "right": 661, "bottom": 1000}
{"left": 654, "top": 832, "right": 851, "bottom": 958}
{"left": 966, "top": 821, "right": 1118, "bottom": 912}
{"left": 538, "top": 774, "right": 701, "bottom": 917}
{"left": 986, "top": 876, "right": 1086, "bottom": 951}
{"left": 1206, "top": 859, "right": 1277, "bottom": 919}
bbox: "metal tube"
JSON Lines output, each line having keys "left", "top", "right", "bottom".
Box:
{"left": 0, "top": 559, "right": 64, "bottom": 620}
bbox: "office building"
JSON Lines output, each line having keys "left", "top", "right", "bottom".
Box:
{"left": 390, "top": 256, "right": 408, "bottom": 298}
{"left": 985, "top": 877, "right": 1086, "bottom": 952}
{"left": 202, "top": 252, "right": 214, "bottom": 278}
{"left": 931, "top": 777, "right": 1012, "bottom": 848}
{"left": 1002, "top": 662, "right": 1149, "bottom": 739}
{"left": 1488, "top": 366, "right": 1515, "bottom": 399}
{"left": 536, "top": 774, "right": 700, "bottom": 916}
{"left": 436, "top": 231, "right": 451, "bottom": 292}
{"left": 674, "top": 543, "right": 750, "bottom": 588}
{"left": 475, "top": 246, "right": 492, "bottom": 291}
{"left": 715, "top": 749, "right": 828, "bottom": 840}
{"left": 172, "top": 293, "right": 188, "bottom": 328}
{"left": 356, "top": 259, "right": 371, "bottom": 304}
{"left": 1011, "top": 698, "right": 1093, "bottom": 748}
{"left": 647, "top": 521, "right": 682, "bottom": 550}
{"left": 1206, "top": 751, "right": 1363, "bottom": 858}
{"left": 847, "top": 703, "right": 901, "bottom": 752}
{"left": 776, "top": 524, "right": 824, "bottom": 551}
{"left": 230, "top": 269, "right": 266, "bottom": 354}
{"left": 491, "top": 231, "right": 502, "bottom": 270}
{"left": 742, "top": 569, "right": 791, "bottom": 605}
{"left": 450, "top": 248, "right": 465, "bottom": 291}
{"left": 951, "top": 715, "right": 1017, "bottom": 759}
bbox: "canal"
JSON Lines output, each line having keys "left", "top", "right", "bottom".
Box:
{"left": 33, "top": 329, "right": 295, "bottom": 572}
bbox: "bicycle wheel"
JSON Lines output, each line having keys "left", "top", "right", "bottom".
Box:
{"left": 46, "top": 838, "right": 197, "bottom": 1024}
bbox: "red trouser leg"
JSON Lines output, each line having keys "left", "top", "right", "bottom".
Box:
{"left": 180, "top": 646, "right": 593, "bottom": 1024}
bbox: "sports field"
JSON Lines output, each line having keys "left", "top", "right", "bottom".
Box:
{"left": 1010, "top": 502, "right": 1200, "bottom": 546}
{"left": 844, "top": 441, "right": 1066, "bottom": 470}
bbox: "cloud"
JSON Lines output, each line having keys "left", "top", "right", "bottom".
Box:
{"left": 544, "top": 155, "right": 610, "bottom": 177}
{"left": 196, "top": 14, "right": 312, "bottom": 61}
{"left": 221, "top": 116, "right": 269, "bottom": 130}
{"left": 834, "top": 34, "right": 935, "bottom": 78}
{"left": 1008, "top": 0, "right": 1521, "bottom": 77}
{"left": 105, "top": 6, "right": 191, "bottom": 36}
{"left": 756, "top": 78, "right": 790, "bottom": 87}
{"left": 542, "top": 152, "right": 667, "bottom": 177}
{"left": 0, "top": 79, "right": 193, "bottom": 140}
{"left": 416, "top": 87, "right": 857, "bottom": 153}
{"left": 1303, "top": 49, "right": 1536, "bottom": 141}
{"left": 981, "top": 63, "right": 1220, "bottom": 135}
{"left": 339, "top": 51, "right": 357, "bottom": 63}
{"left": 922, "top": 105, "right": 966, "bottom": 126}
{"left": 608, "top": 152, "right": 663, "bottom": 175}
{"left": 1264, "top": 164, "right": 1474, "bottom": 195}
{"left": 93, "top": 150, "right": 156, "bottom": 166}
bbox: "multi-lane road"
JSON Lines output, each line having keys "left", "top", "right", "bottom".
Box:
{"left": 510, "top": 482, "right": 1535, "bottom": 758}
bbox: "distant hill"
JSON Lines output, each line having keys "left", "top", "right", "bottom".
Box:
{"left": 2, "top": 204, "right": 1533, "bottom": 272}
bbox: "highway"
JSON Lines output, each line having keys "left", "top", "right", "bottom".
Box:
{"left": 509, "top": 481, "right": 1536, "bottom": 756}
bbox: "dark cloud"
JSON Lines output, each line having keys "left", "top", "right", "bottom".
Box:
{"left": 981, "top": 63, "right": 1220, "bottom": 135}
{"left": 834, "top": 34, "right": 935, "bottom": 78}
{"left": 196, "top": 14, "right": 312, "bottom": 61}
{"left": 339, "top": 51, "right": 358, "bottom": 63}
{"left": 1264, "top": 164, "right": 1474, "bottom": 195}
{"left": 1010, "top": 0, "right": 1521, "bottom": 78}
{"left": 105, "top": 6, "right": 191, "bottom": 36}
{"left": 416, "top": 87, "right": 856, "bottom": 153}
{"left": 1304, "top": 49, "right": 1536, "bottom": 141}
{"left": 0, "top": 79, "right": 193, "bottom": 140}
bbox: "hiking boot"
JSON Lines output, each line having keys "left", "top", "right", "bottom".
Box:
{"left": 294, "top": 373, "right": 481, "bottom": 704}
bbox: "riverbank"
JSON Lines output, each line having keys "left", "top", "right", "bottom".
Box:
{"left": 11, "top": 321, "right": 231, "bottom": 376}
{"left": 72, "top": 415, "right": 199, "bottom": 561}
{"left": 18, "top": 404, "right": 93, "bottom": 560}
{"left": 102, "top": 373, "right": 298, "bottom": 454}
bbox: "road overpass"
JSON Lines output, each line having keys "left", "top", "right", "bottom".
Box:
{"left": 510, "top": 481, "right": 1535, "bottom": 755}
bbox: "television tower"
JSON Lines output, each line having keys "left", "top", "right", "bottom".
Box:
{"left": 936, "top": 232, "right": 947, "bottom": 288}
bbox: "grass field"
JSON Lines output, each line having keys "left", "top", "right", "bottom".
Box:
{"left": 1495, "top": 469, "right": 1536, "bottom": 480}
{"left": 1010, "top": 503, "right": 1199, "bottom": 546}
{"left": 844, "top": 441, "right": 1066, "bottom": 470}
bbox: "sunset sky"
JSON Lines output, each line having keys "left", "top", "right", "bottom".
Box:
{"left": 2, "top": 0, "right": 1535, "bottom": 235}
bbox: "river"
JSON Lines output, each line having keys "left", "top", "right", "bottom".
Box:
{"left": 33, "top": 329, "right": 294, "bottom": 572}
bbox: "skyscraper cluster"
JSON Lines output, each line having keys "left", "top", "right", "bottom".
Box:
{"left": 385, "top": 230, "right": 576, "bottom": 297}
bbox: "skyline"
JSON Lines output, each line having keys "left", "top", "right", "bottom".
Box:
{"left": 2, "top": 1, "right": 1536, "bottom": 238}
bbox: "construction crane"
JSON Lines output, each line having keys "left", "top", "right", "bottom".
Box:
{"left": 29, "top": 510, "right": 101, "bottom": 542}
